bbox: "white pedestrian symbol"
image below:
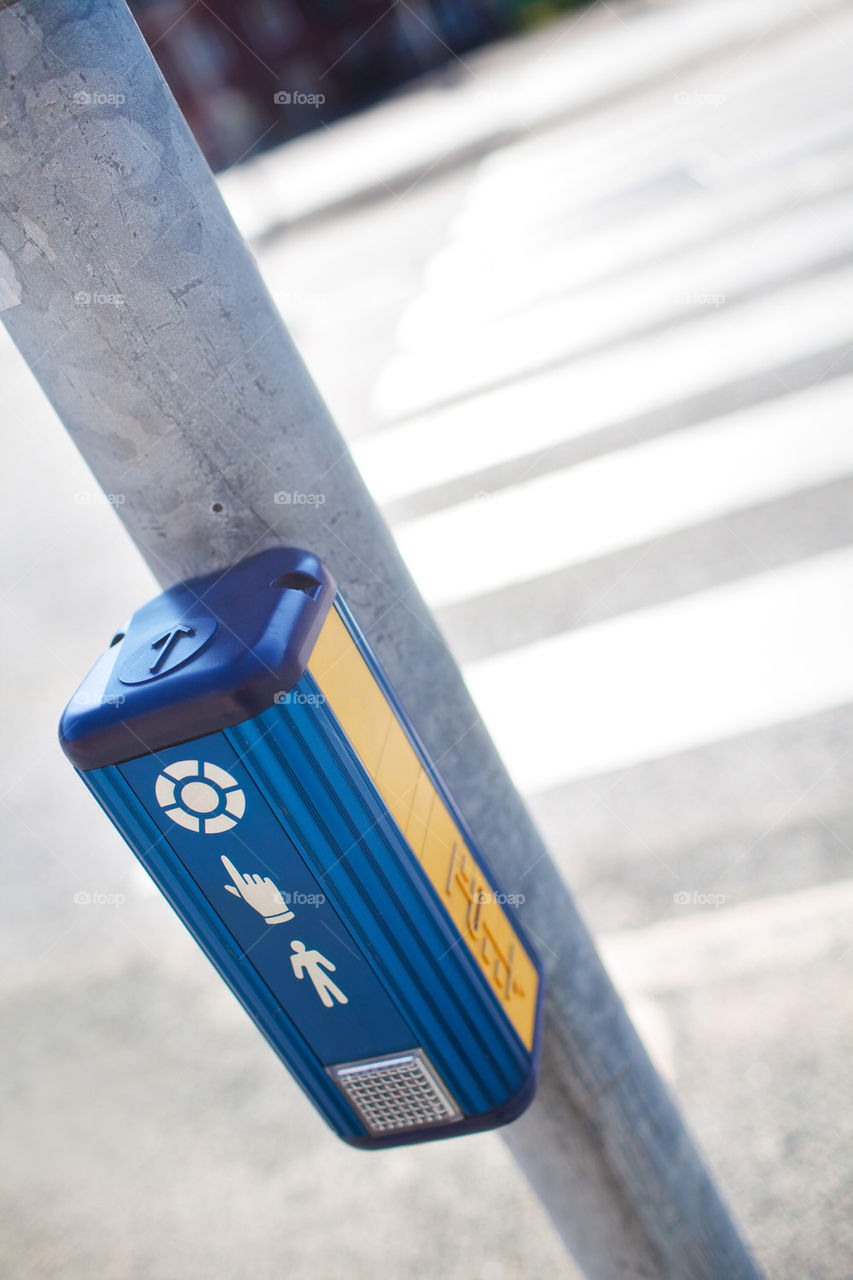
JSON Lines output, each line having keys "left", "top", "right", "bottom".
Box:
{"left": 290, "top": 939, "right": 348, "bottom": 1008}
{"left": 221, "top": 856, "right": 294, "bottom": 925}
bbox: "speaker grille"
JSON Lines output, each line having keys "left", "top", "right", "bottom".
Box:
{"left": 329, "top": 1050, "right": 462, "bottom": 1135}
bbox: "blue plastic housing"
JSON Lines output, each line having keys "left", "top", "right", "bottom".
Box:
{"left": 59, "top": 548, "right": 543, "bottom": 1147}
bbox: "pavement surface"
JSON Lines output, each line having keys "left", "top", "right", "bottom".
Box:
{"left": 2, "top": 0, "right": 853, "bottom": 1277}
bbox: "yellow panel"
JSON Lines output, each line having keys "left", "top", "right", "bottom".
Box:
{"left": 309, "top": 604, "right": 539, "bottom": 1051}
{"left": 406, "top": 768, "right": 435, "bottom": 858}
{"left": 309, "top": 605, "right": 392, "bottom": 776}
{"left": 375, "top": 716, "right": 422, "bottom": 835}
{"left": 420, "top": 797, "right": 539, "bottom": 1051}
{"left": 418, "top": 793, "right": 460, "bottom": 887}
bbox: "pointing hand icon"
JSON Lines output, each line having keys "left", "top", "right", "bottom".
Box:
{"left": 221, "top": 856, "right": 294, "bottom": 925}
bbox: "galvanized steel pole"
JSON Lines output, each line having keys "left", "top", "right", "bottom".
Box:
{"left": 0, "top": 2, "right": 761, "bottom": 1276}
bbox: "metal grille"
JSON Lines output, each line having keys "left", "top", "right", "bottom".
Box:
{"left": 329, "top": 1050, "right": 462, "bottom": 1135}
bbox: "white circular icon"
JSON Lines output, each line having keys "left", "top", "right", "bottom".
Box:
{"left": 155, "top": 760, "right": 246, "bottom": 834}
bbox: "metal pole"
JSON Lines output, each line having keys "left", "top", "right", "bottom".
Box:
{"left": 0, "top": 3, "right": 761, "bottom": 1277}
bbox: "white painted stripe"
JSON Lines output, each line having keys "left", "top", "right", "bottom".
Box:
{"left": 508, "top": 0, "right": 844, "bottom": 131}
{"left": 375, "top": 249, "right": 853, "bottom": 422}
{"left": 362, "top": 263, "right": 853, "bottom": 498}
{"left": 395, "top": 193, "right": 853, "bottom": 375}
{"left": 393, "top": 374, "right": 853, "bottom": 608}
{"left": 404, "top": 148, "right": 853, "bottom": 339}
{"left": 220, "top": 0, "right": 844, "bottom": 237}
{"left": 463, "top": 62, "right": 853, "bottom": 231}
{"left": 463, "top": 546, "right": 853, "bottom": 791}
{"left": 394, "top": 373, "right": 850, "bottom": 606}
{"left": 473, "top": 2, "right": 853, "bottom": 183}
{"left": 600, "top": 878, "right": 853, "bottom": 997}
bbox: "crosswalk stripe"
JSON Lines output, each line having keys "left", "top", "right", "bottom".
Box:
{"left": 361, "top": 263, "right": 853, "bottom": 501}
{"left": 389, "top": 191, "right": 853, "bottom": 393}
{"left": 463, "top": 545, "right": 853, "bottom": 791}
{"left": 404, "top": 152, "right": 853, "bottom": 341}
{"left": 392, "top": 373, "right": 853, "bottom": 608}
{"left": 600, "top": 878, "right": 853, "bottom": 996}
{"left": 466, "top": 44, "right": 853, "bottom": 220}
{"left": 469, "top": 59, "right": 853, "bottom": 211}
{"left": 374, "top": 250, "right": 853, "bottom": 423}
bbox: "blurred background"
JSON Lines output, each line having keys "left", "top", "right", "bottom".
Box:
{"left": 2, "top": 0, "right": 852, "bottom": 1277}
{"left": 128, "top": 0, "right": 579, "bottom": 169}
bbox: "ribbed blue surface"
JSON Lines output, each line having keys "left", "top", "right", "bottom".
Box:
{"left": 228, "top": 689, "right": 529, "bottom": 1113}
{"left": 74, "top": 597, "right": 540, "bottom": 1145}
{"left": 79, "top": 762, "right": 364, "bottom": 1139}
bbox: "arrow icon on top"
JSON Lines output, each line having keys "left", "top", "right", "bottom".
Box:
{"left": 148, "top": 625, "right": 195, "bottom": 674}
